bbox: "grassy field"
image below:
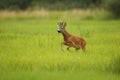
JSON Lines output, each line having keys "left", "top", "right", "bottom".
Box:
{"left": 0, "top": 10, "right": 120, "bottom": 80}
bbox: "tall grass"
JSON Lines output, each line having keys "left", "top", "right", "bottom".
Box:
{"left": 107, "top": 54, "right": 120, "bottom": 74}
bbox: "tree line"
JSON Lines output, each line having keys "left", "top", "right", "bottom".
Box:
{"left": 0, "top": 0, "right": 102, "bottom": 10}
{"left": 0, "top": 0, "right": 120, "bottom": 16}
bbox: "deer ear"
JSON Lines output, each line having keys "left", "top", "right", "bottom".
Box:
{"left": 64, "top": 22, "right": 67, "bottom": 27}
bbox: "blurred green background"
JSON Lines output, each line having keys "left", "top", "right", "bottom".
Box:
{"left": 0, "top": 0, "right": 120, "bottom": 80}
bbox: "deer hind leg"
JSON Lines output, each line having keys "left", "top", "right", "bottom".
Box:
{"left": 76, "top": 47, "right": 80, "bottom": 51}
{"left": 81, "top": 47, "right": 86, "bottom": 52}
{"left": 75, "top": 44, "right": 81, "bottom": 51}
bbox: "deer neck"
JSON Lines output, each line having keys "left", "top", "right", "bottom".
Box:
{"left": 62, "top": 30, "right": 71, "bottom": 41}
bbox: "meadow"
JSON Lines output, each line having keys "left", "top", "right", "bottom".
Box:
{"left": 0, "top": 10, "right": 120, "bottom": 80}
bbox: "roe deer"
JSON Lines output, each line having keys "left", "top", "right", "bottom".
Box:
{"left": 57, "top": 21, "right": 86, "bottom": 52}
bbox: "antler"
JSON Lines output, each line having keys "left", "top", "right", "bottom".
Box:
{"left": 63, "top": 22, "right": 66, "bottom": 26}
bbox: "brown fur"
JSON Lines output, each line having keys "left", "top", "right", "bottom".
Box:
{"left": 57, "top": 22, "right": 86, "bottom": 52}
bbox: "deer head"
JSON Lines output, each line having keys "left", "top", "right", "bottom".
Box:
{"left": 57, "top": 22, "right": 66, "bottom": 33}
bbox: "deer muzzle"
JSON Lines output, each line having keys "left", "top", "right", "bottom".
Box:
{"left": 57, "top": 29, "right": 61, "bottom": 33}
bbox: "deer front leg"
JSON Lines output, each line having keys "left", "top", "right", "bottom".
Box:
{"left": 67, "top": 46, "right": 71, "bottom": 51}
{"left": 61, "top": 41, "right": 72, "bottom": 51}
{"left": 66, "top": 42, "right": 75, "bottom": 51}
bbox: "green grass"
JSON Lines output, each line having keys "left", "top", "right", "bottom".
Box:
{"left": 0, "top": 15, "right": 120, "bottom": 80}
{"left": 0, "top": 70, "right": 120, "bottom": 80}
